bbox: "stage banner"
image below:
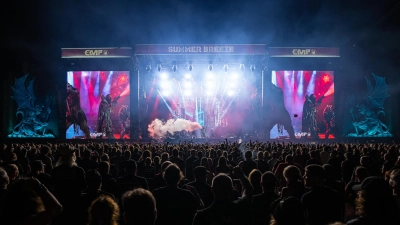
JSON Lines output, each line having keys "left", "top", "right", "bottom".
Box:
{"left": 61, "top": 48, "right": 132, "bottom": 58}
{"left": 268, "top": 47, "right": 340, "bottom": 57}
{"left": 135, "top": 44, "right": 266, "bottom": 55}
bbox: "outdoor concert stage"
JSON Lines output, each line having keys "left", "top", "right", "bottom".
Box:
{"left": 3, "top": 44, "right": 394, "bottom": 143}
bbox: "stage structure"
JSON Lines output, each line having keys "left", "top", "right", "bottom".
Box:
{"left": 61, "top": 48, "right": 135, "bottom": 139}
{"left": 10, "top": 44, "right": 387, "bottom": 142}
{"left": 134, "top": 44, "right": 267, "bottom": 140}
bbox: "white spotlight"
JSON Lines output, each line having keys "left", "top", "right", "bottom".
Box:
{"left": 184, "top": 90, "right": 192, "bottom": 96}
{"left": 206, "top": 72, "right": 214, "bottom": 80}
{"left": 208, "top": 64, "right": 213, "bottom": 71}
{"left": 227, "top": 90, "right": 235, "bottom": 96}
{"left": 184, "top": 81, "right": 192, "bottom": 88}
{"left": 239, "top": 64, "right": 245, "bottom": 71}
{"left": 188, "top": 64, "right": 193, "bottom": 71}
{"left": 162, "top": 90, "right": 170, "bottom": 96}
{"left": 223, "top": 64, "right": 228, "bottom": 72}
{"left": 160, "top": 81, "right": 171, "bottom": 89}
{"left": 231, "top": 73, "right": 239, "bottom": 80}
{"left": 160, "top": 73, "right": 168, "bottom": 79}
{"left": 185, "top": 74, "right": 192, "bottom": 79}
{"left": 207, "top": 82, "right": 216, "bottom": 88}
{"left": 157, "top": 64, "right": 162, "bottom": 72}
{"left": 229, "top": 82, "right": 236, "bottom": 88}
{"left": 206, "top": 90, "right": 213, "bottom": 96}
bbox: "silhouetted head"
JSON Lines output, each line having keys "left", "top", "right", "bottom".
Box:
{"left": 106, "top": 94, "right": 112, "bottom": 103}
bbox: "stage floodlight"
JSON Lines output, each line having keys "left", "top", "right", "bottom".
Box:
{"left": 227, "top": 90, "right": 235, "bottom": 96}
{"left": 206, "top": 72, "right": 214, "bottom": 80}
{"left": 189, "top": 64, "right": 193, "bottom": 71}
{"left": 157, "top": 64, "right": 162, "bottom": 72}
{"left": 207, "top": 81, "right": 216, "bottom": 88}
{"left": 239, "top": 64, "right": 245, "bottom": 71}
{"left": 208, "top": 64, "right": 213, "bottom": 71}
{"left": 206, "top": 90, "right": 213, "bottom": 96}
{"left": 160, "top": 80, "right": 172, "bottom": 89}
{"left": 161, "top": 90, "right": 170, "bottom": 96}
{"left": 185, "top": 73, "right": 192, "bottom": 79}
{"left": 223, "top": 64, "right": 228, "bottom": 72}
{"left": 184, "top": 90, "right": 192, "bottom": 96}
{"left": 172, "top": 65, "right": 177, "bottom": 72}
{"left": 232, "top": 73, "right": 239, "bottom": 80}
{"left": 160, "top": 72, "right": 168, "bottom": 79}
{"left": 184, "top": 81, "right": 192, "bottom": 88}
{"left": 250, "top": 65, "right": 256, "bottom": 72}
{"left": 146, "top": 65, "right": 151, "bottom": 72}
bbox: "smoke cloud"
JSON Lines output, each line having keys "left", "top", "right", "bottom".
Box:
{"left": 148, "top": 118, "right": 202, "bottom": 139}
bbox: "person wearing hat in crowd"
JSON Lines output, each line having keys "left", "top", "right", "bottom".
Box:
{"left": 184, "top": 166, "right": 214, "bottom": 207}
{"left": 29, "top": 160, "right": 52, "bottom": 190}
{"left": 52, "top": 145, "right": 87, "bottom": 225}
{"left": 116, "top": 159, "right": 149, "bottom": 198}
{"left": 347, "top": 176, "right": 400, "bottom": 225}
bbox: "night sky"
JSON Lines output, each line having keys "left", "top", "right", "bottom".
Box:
{"left": 2, "top": 1, "right": 399, "bottom": 69}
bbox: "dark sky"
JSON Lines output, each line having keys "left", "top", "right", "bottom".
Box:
{"left": 2, "top": 0, "right": 400, "bottom": 79}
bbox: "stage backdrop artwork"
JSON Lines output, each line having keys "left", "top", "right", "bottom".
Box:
{"left": 66, "top": 71, "right": 130, "bottom": 139}
{"left": 345, "top": 73, "right": 392, "bottom": 137}
{"left": 270, "top": 71, "right": 335, "bottom": 139}
{"left": 8, "top": 74, "right": 55, "bottom": 138}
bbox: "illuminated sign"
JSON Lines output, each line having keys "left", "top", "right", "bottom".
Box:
{"left": 268, "top": 47, "right": 339, "bottom": 57}
{"left": 61, "top": 48, "right": 132, "bottom": 58}
{"left": 135, "top": 44, "right": 266, "bottom": 55}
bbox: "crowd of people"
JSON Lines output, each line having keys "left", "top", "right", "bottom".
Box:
{"left": 0, "top": 139, "right": 400, "bottom": 225}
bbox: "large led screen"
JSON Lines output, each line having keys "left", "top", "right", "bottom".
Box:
{"left": 66, "top": 71, "right": 130, "bottom": 139}
{"left": 271, "top": 71, "right": 335, "bottom": 139}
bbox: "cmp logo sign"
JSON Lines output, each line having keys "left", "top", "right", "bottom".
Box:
{"left": 61, "top": 48, "right": 132, "bottom": 58}
{"left": 291, "top": 49, "right": 317, "bottom": 55}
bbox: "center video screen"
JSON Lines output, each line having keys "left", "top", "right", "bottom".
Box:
{"left": 66, "top": 71, "right": 130, "bottom": 139}
{"left": 271, "top": 70, "right": 335, "bottom": 139}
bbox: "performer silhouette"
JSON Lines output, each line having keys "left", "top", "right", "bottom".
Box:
{"left": 118, "top": 105, "right": 130, "bottom": 139}
{"left": 264, "top": 83, "right": 295, "bottom": 139}
{"left": 66, "top": 83, "right": 91, "bottom": 139}
{"left": 302, "top": 94, "right": 324, "bottom": 138}
{"left": 97, "top": 94, "right": 120, "bottom": 139}
{"left": 323, "top": 105, "right": 335, "bottom": 139}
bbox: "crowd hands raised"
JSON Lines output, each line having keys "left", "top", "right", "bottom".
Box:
{"left": 0, "top": 139, "right": 400, "bottom": 225}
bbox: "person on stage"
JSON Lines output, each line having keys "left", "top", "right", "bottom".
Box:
{"left": 118, "top": 105, "right": 130, "bottom": 139}
{"left": 323, "top": 105, "right": 335, "bottom": 139}
{"left": 66, "top": 83, "right": 91, "bottom": 139}
{"left": 97, "top": 94, "right": 120, "bottom": 139}
{"left": 302, "top": 94, "right": 324, "bottom": 138}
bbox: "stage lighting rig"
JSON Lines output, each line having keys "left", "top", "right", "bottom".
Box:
{"left": 157, "top": 64, "right": 162, "bottom": 72}
{"left": 223, "top": 64, "right": 228, "bottom": 72}
{"left": 250, "top": 65, "right": 256, "bottom": 72}
{"left": 146, "top": 65, "right": 152, "bottom": 72}
{"left": 172, "top": 64, "right": 178, "bottom": 72}
{"left": 188, "top": 62, "right": 193, "bottom": 71}
{"left": 208, "top": 64, "right": 213, "bottom": 71}
{"left": 239, "top": 64, "right": 245, "bottom": 71}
